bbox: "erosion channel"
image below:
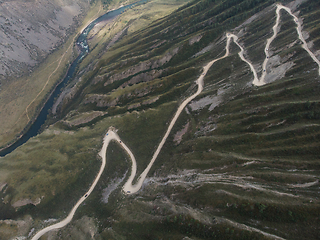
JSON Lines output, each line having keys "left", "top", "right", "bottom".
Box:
{"left": 0, "top": 0, "right": 147, "bottom": 157}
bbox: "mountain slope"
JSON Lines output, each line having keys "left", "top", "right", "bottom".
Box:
{"left": 0, "top": 0, "right": 97, "bottom": 150}
{"left": 0, "top": 0, "right": 320, "bottom": 239}
{"left": 0, "top": 0, "right": 90, "bottom": 80}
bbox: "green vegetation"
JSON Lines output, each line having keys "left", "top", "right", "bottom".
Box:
{"left": 1, "top": 0, "right": 320, "bottom": 239}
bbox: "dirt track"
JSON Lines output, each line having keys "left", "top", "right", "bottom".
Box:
{"left": 30, "top": 3, "right": 320, "bottom": 239}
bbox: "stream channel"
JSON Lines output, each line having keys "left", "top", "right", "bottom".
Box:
{"left": 0, "top": 0, "right": 147, "bottom": 157}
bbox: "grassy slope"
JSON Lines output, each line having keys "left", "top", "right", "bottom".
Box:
{"left": 1, "top": 0, "right": 320, "bottom": 239}
{"left": 78, "top": 1, "right": 319, "bottom": 239}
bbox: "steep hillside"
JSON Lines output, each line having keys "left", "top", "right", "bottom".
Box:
{"left": 0, "top": 0, "right": 320, "bottom": 239}
{"left": 0, "top": 0, "right": 90, "bottom": 80}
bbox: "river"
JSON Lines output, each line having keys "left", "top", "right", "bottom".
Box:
{"left": 0, "top": 0, "right": 148, "bottom": 157}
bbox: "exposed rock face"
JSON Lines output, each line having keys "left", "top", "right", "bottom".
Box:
{"left": 173, "top": 121, "right": 190, "bottom": 145}
{"left": 0, "top": 0, "right": 90, "bottom": 81}
{"left": 63, "top": 111, "right": 107, "bottom": 127}
{"left": 12, "top": 197, "right": 42, "bottom": 208}
{"left": 103, "top": 47, "right": 180, "bottom": 86}
{"left": 120, "top": 69, "right": 164, "bottom": 88}
{"left": 84, "top": 94, "right": 119, "bottom": 107}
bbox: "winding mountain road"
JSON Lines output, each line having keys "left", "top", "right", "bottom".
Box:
{"left": 30, "top": 39, "right": 226, "bottom": 239}
{"left": 123, "top": 48, "right": 226, "bottom": 193}
{"left": 223, "top": 4, "right": 320, "bottom": 87}
{"left": 30, "top": 3, "right": 320, "bottom": 239}
{"left": 257, "top": 4, "right": 320, "bottom": 85}
{"left": 31, "top": 130, "right": 117, "bottom": 240}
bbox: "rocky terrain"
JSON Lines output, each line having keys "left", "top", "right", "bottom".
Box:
{"left": 0, "top": 0, "right": 320, "bottom": 239}
{"left": 0, "top": 0, "right": 91, "bottom": 82}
